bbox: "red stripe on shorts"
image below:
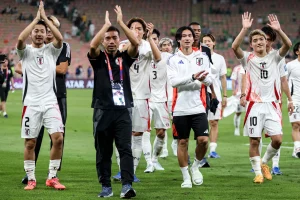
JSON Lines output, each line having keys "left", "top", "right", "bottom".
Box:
{"left": 243, "top": 101, "right": 255, "bottom": 126}
{"left": 21, "top": 106, "right": 27, "bottom": 125}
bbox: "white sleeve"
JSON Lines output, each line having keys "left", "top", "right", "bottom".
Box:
{"left": 279, "top": 59, "right": 287, "bottom": 77}
{"left": 219, "top": 55, "right": 227, "bottom": 76}
{"left": 50, "top": 42, "right": 63, "bottom": 60}
{"left": 238, "top": 51, "right": 249, "bottom": 70}
{"left": 16, "top": 45, "right": 27, "bottom": 60}
{"left": 275, "top": 50, "right": 284, "bottom": 64}
{"left": 167, "top": 58, "right": 193, "bottom": 87}
{"left": 286, "top": 62, "right": 291, "bottom": 80}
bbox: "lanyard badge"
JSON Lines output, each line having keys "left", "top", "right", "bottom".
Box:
{"left": 2, "top": 69, "right": 8, "bottom": 88}
{"left": 104, "top": 52, "right": 125, "bottom": 106}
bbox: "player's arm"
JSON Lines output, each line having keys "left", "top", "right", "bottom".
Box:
{"left": 115, "top": 5, "right": 139, "bottom": 58}
{"left": 221, "top": 74, "right": 227, "bottom": 105}
{"left": 10, "top": 77, "right": 15, "bottom": 90}
{"left": 232, "top": 12, "right": 253, "bottom": 59}
{"left": 56, "top": 61, "right": 68, "bottom": 75}
{"left": 240, "top": 73, "right": 247, "bottom": 107}
{"left": 56, "top": 43, "right": 71, "bottom": 75}
{"left": 147, "top": 23, "right": 161, "bottom": 62}
{"left": 16, "top": 10, "right": 40, "bottom": 50}
{"left": 15, "top": 61, "right": 23, "bottom": 75}
{"left": 281, "top": 76, "right": 294, "bottom": 114}
{"left": 89, "top": 11, "right": 111, "bottom": 58}
{"left": 39, "top": 1, "right": 62, "bottom": 49}
{"left": 231, "top": 78, "right": 236, "bottom": 96}
{"left": 266, "top": 14, "right": 292, "bottom": 57}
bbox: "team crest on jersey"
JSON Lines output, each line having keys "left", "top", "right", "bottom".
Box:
{"left": 37, "top": 56, "right": 44, "bottom": 65}
{"left": 151, "top": 61, "right": 157, "bottom": 69}
{"left": 115, "top": 58, "right": 122, "bottom": 65}
{"left": 196, "top": 58, "right": 203, "bottom": 66}
{"left": 259, "top": 62, "right": 267, "bottom": 68}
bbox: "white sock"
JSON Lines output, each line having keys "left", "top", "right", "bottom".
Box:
{"left": 152, "top": 136, "right": 164, "bottom": 162}
{"left": 234, "top": 114, "right": 241, "bottom": 129}
{"left": 294, "top": 141, "right": 300, "bottom": 153}
{"left": 180, "top": 166, "right": 191, "bottom": 181}
{"left": 249, "top": 156, "right": 262, "bottom": 176}
{"left": 24, "top": 160, "right": 36, "bottom": 181}
{"left": 209, "top": 142, "right": 217, "bottom": 153}
{"left": 48, "top": 159, "right": 61, "bottom": 179}
{"left": 162, "top": 130, "right": 168, "bottom": 152}
{"left": 191, "top": 158, "right": 201, "bottom": 169}
{"left": 259, "top": 139, "right": 263, "bottom": 156}
{"left": 115, "top": 146, "right": 120, "bottom": 171}
{"left": 132, "top": 135, "right": 142, "bottom": 173}
{"left": 262, "top": 143, "right": 279, "bottom": 164}
{"left": 3, "top": 111, "right": 7, "bottom": 116}
{"left": 272, "top": 147, "right": 281, "bottom": 168}
{"left": 142, "top": 131, "right": 152, "bottom": 165}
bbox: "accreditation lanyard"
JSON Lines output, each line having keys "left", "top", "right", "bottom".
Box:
{"left": 104, "top": 51, "right": 123, "bottom": 85}
{"left": 104, "top": 51, "right": 126, "bottom": 106}
{"left": 1, "top": 68, "right": 8, "bottom": 88}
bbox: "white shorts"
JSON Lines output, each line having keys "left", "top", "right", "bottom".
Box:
{"left": 167, "top": 101, "right": 172, "bottom": 114}
{"left": 243, "top": 102, "right": 282, "bottom": 137}
{"left": 21, "top": 104, "right": 64, "bottom": 139}
{"left": 289, "top": 103, "right": 300, "bottom": 123}
{"left": 208, "top": 102, "right": 222, "bottom": 120}
{"left": 132, "top": 99, "right": 150, "bottom": 132}
{"left": 149, "top": 102, "right": 170, "bottom": 129}
{"left": 236, "top": 104, "right": 245, "bottom": 113}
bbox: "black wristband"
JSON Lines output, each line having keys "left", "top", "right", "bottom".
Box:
{"left": 240, "top": 93, "right": 246, "bottom": 99}
{"left": 192, "top": 74, "right": 196, "bottom": 80}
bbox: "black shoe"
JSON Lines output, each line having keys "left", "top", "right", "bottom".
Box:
{"left": 22, "top": 175, "right": 28, "bottom": 184}
{"left": 4, "top": 114, "right": 8, "bottom": 118}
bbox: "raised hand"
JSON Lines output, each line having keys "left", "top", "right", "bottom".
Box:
{"left": 114, "top": 5, "right": 123, "bottom": 24}
{"left": 105, "top": 11, "right": 111, "bottom": 26}
{"left": 35, "top": 10, "right": 41, "bottom": 20}
{"left": 39, "top": 0, "right": 46, "bottom": 20}
{"left": 267, "top": 14, "right": 281, "bottom": 31}
{"left": 146, "top": 23, "right": 154, "bottom": 38}
{"left": 242, "top": 12, "right": 253, "bottom": 29}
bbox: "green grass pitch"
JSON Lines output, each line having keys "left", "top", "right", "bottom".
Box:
{"left": 0, "top": 89, "right": 299, "bottom": 200}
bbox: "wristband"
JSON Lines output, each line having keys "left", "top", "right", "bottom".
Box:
{"left": 288, "top": 101, "right": 293, "bottom": 104}
{"left": 240, "top": 93, "right": 246, "bottom": 99}
{"left": 192, "top": 74, "right": 196, "bottom": 81}
{"left": 223, "top": 95, "right": 227, "bottom": 98}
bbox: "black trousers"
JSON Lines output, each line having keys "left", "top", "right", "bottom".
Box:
{"left": 93, "top": 108, "right": 134, "bottom": 187}
{"left": 34, "top": 98, "right": 67, "bottom": 170}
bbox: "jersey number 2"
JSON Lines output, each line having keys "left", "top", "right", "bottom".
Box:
{"left": 25, "top": 117, "right": 30, "bottom": 127}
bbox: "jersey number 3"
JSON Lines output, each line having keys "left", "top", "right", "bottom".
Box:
{"left": 153, "top": 71, "right": 157, "bottom": 79}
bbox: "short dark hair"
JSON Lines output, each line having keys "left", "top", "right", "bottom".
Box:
{"left": 152, "top": 29, "right": 160, "bottom": 38}
{"left": 188, "top": 22, "right": 200, "bottom": 27}
{"left": 0, "top": 54, "right": 8, "bottom": 63}
{"left": 36, "top": 20, "right": 47, "bottom": 32}
{"left": 293, "top": 42, "right": 300, "bottom": 56}
{"left": 107, "top": 26, "right": 120, "bottom": 36}
{"left": 175, "top": 26, "right": 195, "bottom": 47}
{"left": 261, "top": 26, "right": 276, "bottom": 41}
{"left": 202, "top": 33, "right": 216, "bottom": 49}
{"left": 127, "top": 17, "right": 147, "bottom": 32}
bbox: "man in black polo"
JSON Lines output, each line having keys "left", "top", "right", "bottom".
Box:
{"left": 0, "top": 54, "right": 14, "bottom": 118}
{"left": 87, "top": 6, "right": 139, "bottom": 198}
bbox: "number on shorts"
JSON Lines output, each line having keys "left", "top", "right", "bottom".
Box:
{"left": 134, "top": 64, "right": 139, "bottom": 73}
{"left": 250, "top": 117, "right": 257, "bottom": 126}
{"left": 153, "top": 71, "right": 157, "bottom": 79}
{"left": 25, "top": 117, "right": 29, "bottom": 127}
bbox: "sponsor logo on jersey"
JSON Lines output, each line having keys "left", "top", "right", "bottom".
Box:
{"left": 178, "top": 60, "right": 184, "bottom": 64}
{"left": 37, "top": 56, "right": 44, "bottom": 65}
{"left": 196, "top": 58, "right": 203, "bottom": 66}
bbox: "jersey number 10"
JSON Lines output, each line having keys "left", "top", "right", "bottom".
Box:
{"left": 260, "top": 70, "right": 268, "bottom": 79}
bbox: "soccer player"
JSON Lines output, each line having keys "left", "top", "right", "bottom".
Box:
{"left": 232, "top": 12, "right": 293, "bottom": 183}
{"left": 286, "top": 42, "right": 300, "bottom": 158}
{"left": 20, "top": 15, "right": 71, "bottom": 184}
{"left": 230, "top": 64, "right": 245, "bottom": 136}
{"left": 88, "top": 6, "right": 138, "bottom": 198}
{"left": 202, "top": 34, "right": 227, "bottom": 158}
{"left": 168, "top": 26, "right": 212, "bottom": 188}
{"left": 260, "top": 26, "right": 291, "bottom": 175}
{"left": 0, "top": 54, "right": 14, "bottom": 118}
{"left": 148, "top": 30, "right": 172, "bottom": 168}
{"left": 16, "top": 1, "right": 65, "bottom": 190}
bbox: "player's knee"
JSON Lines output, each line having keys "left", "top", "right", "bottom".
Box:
{"left": 250, "top": 138, "right": 260, "bottom": 147}
{"left": 209, "top": 120, "right": 218, "bottom": 128}
{"left": 52, "top": 133, "right": 64, "bottom": 147}
{"left": 156, "top": 129, "right": 165, "bottom": 138}
{"left": 25, "top": 139, "right": 36, "bottom": 151}
{"left": 197, "top": 136, "right": 208, "bottom": 147}
{"left": 132, "top": 131, "right": 143, "bottom": 136}
{"left": 292, "top": 122, "right": 300, "bottom": 131}
{"left": 178, "top": 139, "right": 188, "bottom": 147}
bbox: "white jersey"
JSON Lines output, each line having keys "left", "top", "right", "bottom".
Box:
{"left": 17, "top": 43, "right": 62, "bottom": 106}
{"left": 150, "top": 52, "right": 172, "bottom": 102}
{"left": 167, "top": 50, "right": 213, "bottom": 116}
{"left": 230, "top": 65, "right": 245, "bottom": 96}
{"left": 287, "top": 59, "right": 300, "bottom": 102}
{"left": 240, "top": 50, "right": 283, "bottom": 102}
{"left": 208, "top": 52, "right": 227, "bottom": 101}
{"left": 129, "top": 39, "right": 152, "bottom": 99}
